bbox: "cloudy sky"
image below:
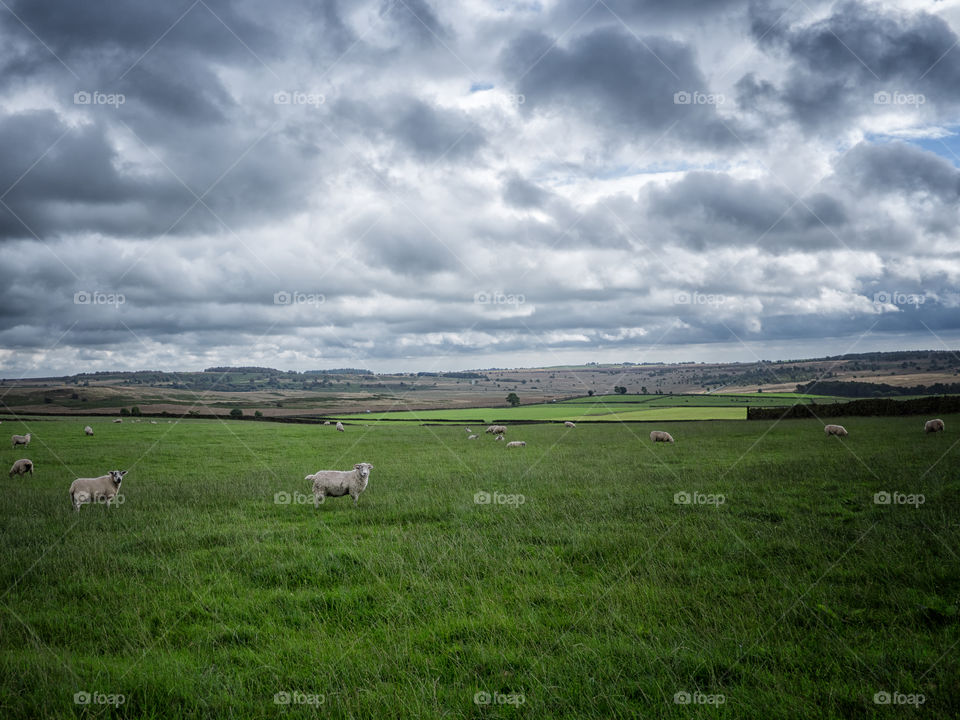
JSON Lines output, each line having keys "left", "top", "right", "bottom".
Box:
{"left": 1, "top": 0, "right": 959, "bottom": 376}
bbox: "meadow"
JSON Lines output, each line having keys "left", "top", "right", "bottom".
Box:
{"left": 0, "top": 414, "right": 958, "bottom": 718}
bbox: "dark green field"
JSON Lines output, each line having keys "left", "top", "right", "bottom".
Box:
{"left": 1, "top": 415, "right": 958, "bottom": 718}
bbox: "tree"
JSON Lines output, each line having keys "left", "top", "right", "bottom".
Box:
{"left": 254, "top": 410, "right": 263, "bottom": 417}
{"left": 640, "top": 386, "right": 648, "bottom": 394}
{"left": 230, "top": 408, "right": 243, "bottom": 418}
{"left": 587, "top": 390, "right": 594, "bottom": 396}
{"left": 506, "top": 393, "right": 520, "bottom": 406}
{"left": 120, "top": 407, "right": 130, "bottom": 416}
{"left": 614, "top": 386, "right": 627, "bottom": 395}
{"left": 131, "top": 406, "right": 141, "bottom": 416}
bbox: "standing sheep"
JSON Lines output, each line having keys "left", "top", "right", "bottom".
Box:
{"left": 306, "top": 463, "right": 373, "bottom": 507}
{"left": 924, "top": 419, "right": 945, "bottom": 434}
{"left": 9, "top": 459, "right": 33, "bottom": 478}
{"left": 84, "top": 426, "right": 94, "bottom": 436}
{"left": 650, "top": 431, "right": 674, "bottom": 443}
{"left": 824, "top": 424, "right": 848, "bottom": 437}
{"left": 69, "top": 470, "right": 127, "bottom": 511}
{"left": 485, "top": 425, "right": 507, "bottom": 436}
{"left": 336, "top": 422, "right": 344, "bottom": 432}
{"left": 11, "top": 433, "right": 31, "bottom": 448}
{"left": 506, "top": 440, "right": 526, "bottom": 448}
{"left": 564, "top": 421, "right": 576, "bottom": 428}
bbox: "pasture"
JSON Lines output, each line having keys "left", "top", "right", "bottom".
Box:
{"left": 0, "top": 414, "right": 958, "bottom": 718}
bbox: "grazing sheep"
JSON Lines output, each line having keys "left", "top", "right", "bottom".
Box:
{"left": 465, "top": 427, "right": 472, "bottom": 433}
{"left": 824, "top": 424, "right": 848, "bottom": 437}
{"left": 336, "top": 422, "right": 344, "bottom": 432}
{"left": 467, "top": 434, "right": 478, "bottom": 440}
{"left": 69, "top": 470, "right": 126, "bottom": 511}
{"left": 84, "top": 426, "right": 94, "bottom": 436}
{"left": 650, "top": 430, "right": 674, "bottom": 443}
{"left": 925, "top": 418, "right": 945, "bottom": 434}
{"left": 485, "top": 425, "right": 507, "bottom": 436}
{"left": 506, "top": 440, "right": 526, "bottom": 448}
{"left": 323, "top": 421, "right": 331, "bottom": 426}
{"left": 11, "top": 433, "right": 30, "bottom": 448}
{"left": 564, "top": 421, "right": 576, "bottom": 428}
{"left": 306, "top": 463, "right": 373, "bottom": 507}
{"left": 113, "top": 418, "right": 122, "bottom": 424}
{"left": 9, "top": 459, "right": 33, "bottom": 478}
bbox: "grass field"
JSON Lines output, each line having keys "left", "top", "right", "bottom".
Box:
{"left": 1, "top": 415, "right": 958, "bottom": 718}
{"left": 335, "top": 393, "right": 850, "bottom": 424}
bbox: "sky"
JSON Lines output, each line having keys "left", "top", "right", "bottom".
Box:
{"left": 1, "top": 0, "right": 959, "bottom": 376}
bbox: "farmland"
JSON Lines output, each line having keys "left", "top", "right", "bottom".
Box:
{"left": 0, "top": 414, "right": 957, "bottom": 718}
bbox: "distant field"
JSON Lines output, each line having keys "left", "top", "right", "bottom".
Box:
{"left": 336, "top": 393, "right": 850, "bottom": 424}
{"left": 0, "top": 415, "right": 957, "bottom": 718}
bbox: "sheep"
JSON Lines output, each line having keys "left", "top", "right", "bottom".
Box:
{"left": 336, "top": 421, "right": 344, "bottom": 432}
{"left": 9, "top": 459, "right": 33, "bottom": 478}
{"left": 494, "top": 434, "right": 505, "bottom": 441}
{"left": 506, "top": 440, "right": 526, "bottom": 448}
{"left": 467, "top": 434, "right": 478, "bottom": 440}
{"left": 113, "top": 418, "right": 122, "bottom": 424}
{"left": 485, "top": 425, "right": 507, "bottom": 436}
{"left": 465, "top": 427, "right": 472, "bottom": 433}
{"left": 84, "top": 426, "right": 94, "bottom": 436}
{"left": 69, "top": 470, "right": 126, "bottom": 511}
{"left": 650, "top": 430, "right": 674, "bottom": 443}
{"left": 564, "top": 421, "right": 576, "bottom": 428}
{"left": 924, "top": 418, "right": 945, "bottom": 434}
{"left": 11, "top": 433, "right": 30, "bottom": 448}
{"left": 150, "top": 421, "right": 157, "bottom": 424}
{"left": 824, "top": 424, "right": 848, "bottom": 437}
{"left": 323, "top": 421, "right": 331, "bottom": 426}
{"left": 306, "top": 463, "right": 373, "bottom": 507}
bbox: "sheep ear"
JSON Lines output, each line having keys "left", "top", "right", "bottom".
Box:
{"left": 354, "top": 463, "right": 361, "bottom": 469}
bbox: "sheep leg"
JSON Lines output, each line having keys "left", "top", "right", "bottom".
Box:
{"left": 313, "top": 492, "right": 323, "bottom": 509}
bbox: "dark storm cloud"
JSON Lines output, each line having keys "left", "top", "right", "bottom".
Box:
{"left": 748, "top": 1, "right": 960, "bottom": 129}
{"left": 837, "top": 141, "right": 960, "bottom": 201}
{"left": 501, "top": 26, "right": 743, "bottom": 148}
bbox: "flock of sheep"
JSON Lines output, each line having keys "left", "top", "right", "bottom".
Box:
{"left": 4, "top": 415, "right": 948, "bottom": 512}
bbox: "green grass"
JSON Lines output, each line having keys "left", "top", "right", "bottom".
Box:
{"left": 336, "top": 393, "right": 851, "bottom": 424}
{"left": 1, "top": 415, "right": 958, "bottom": 718}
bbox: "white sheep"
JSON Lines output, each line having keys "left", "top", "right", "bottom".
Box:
{"left": 506, "top": 440, "right": 526, "bottom": 448}
{"left": 8, "top": 459, "right": 33, "bottom": 478}
{"left": 306, "top": 463, "right": 373, "bottom": 507}
{"left": 485, "top": 425, "right": 507, "bottom": 436}
{"left": 84, "top": 426, "right": 94, "bottom": 436}
{"left": 564, "top": 421, "right": 576, "bottom": 428}
{"left": 494, "top": 434, "right": 505, "bottom": 441}
{"left": 113, "top": 418, "right": 122, "bottom": 424}
{"left": 824, "top": 424, "right": 848, "bottom": 437}
{"left": 465, "top": 427, "right": 472, "bottom": 433}
{"left": 336, "top": 422, "right": 344, "bottom": 432}
{"left": 650, "top": 430, "right": 674, "bottom": 443}
{"left": 467, "top": 434, "right": 478, "bottom": 440}
{"left": 69, "top": 470, "right": 126, "bottom": 511}
{"left": 924, "top": 418, "right": 945, "bottom": 434}
{"left": 323, "top": 421, "right": 331, "bottom": 426}
{"left": 150, "top": 420, "right": 157, "bottom": 425}
{"left": 11, "top": 433, "right": 30, "bottom": 448}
